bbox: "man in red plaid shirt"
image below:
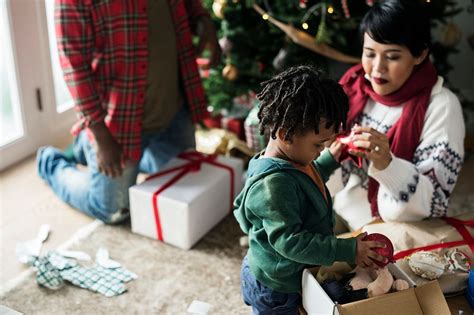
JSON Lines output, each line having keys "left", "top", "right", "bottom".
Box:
{"left": 37, "top": 0, "right": 220, "bottom": 223}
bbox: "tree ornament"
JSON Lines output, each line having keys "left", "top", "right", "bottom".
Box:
{"left": 272, "top": 47, "right": 289, "bottom": 71}
{"left": 212, "top": 0, "right": 226, "bottom": 19}
{"left": 315, "top": 9, "right": 330, "bottom": 44}
{"left": 439, "top": 22, "right": 462, "bottom": 47}
{"left": 219, "top": 37, "right": 233, "bottom": 55}
{"left": 366, "top": 0, "right": 374, "bottom": 6}
{"left": 222, "top": 64, "right": 239, "bottom": 81}
{"left": 341, "top": 0, "right": 351, "bottom": 18}
{"left": 299, "top": 0, "right": 308, "bottom": 9}
{"left": 362, "top": 233, "right": 395, "bottom": 267}
{"left": 408, "top": 251, "right": 446, "bottom": 280}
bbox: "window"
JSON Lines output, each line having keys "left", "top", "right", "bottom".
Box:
{"left": 0, "top": 0, "right": 23, "bottom": 146}
{"left": 45, "top": 0, "right": 73, "bottom": 113}
{"left": 0, "top": 0, "right": 75, "bottom": 170}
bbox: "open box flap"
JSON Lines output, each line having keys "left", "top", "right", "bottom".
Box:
{"left": 337, "top": 288, "right": 423, "bottom": 315}
{"left": 414, "top": 281, "right": 451, "bottom": 315}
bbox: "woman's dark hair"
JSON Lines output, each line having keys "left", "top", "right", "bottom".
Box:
{"left": 360, "top": 0, "right": 431, "bottom": 57}
{"left": 257, "top": 65, "right": 349, "bottom": 141}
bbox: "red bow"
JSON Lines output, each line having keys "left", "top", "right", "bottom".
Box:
{"left": 145, "top": 152, "right": 235, "bottom": 241}
{"left": 336, "top": 130, "right": 365, "bottom": 168}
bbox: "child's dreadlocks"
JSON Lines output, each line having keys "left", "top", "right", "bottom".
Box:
{"left": 257, "top": 65, "right": 349, "bottom": 141}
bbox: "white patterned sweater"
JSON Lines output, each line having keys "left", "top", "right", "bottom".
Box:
{"left": 327, "top": 77, "right": 465, "bottom": 231}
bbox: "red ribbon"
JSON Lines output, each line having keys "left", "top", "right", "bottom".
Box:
{"left": 393, "top": 217, "right": 474, "bottom": 260}
{"left": 145, "top": 152, "right": 235, "bottom": 241}
{"left": 336, "top": 134, "right": 364, "bottom": 168}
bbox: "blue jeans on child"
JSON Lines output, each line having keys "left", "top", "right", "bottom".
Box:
{"left": 240, "top": 255, "right": 302, "bottom": 315}
{"left": 37, "top": 107, "right": 195, "bottom": 224}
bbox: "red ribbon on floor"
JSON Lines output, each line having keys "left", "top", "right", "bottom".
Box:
{"left": 145, "top": 151, "right": 235, "bottom": 241}
{"left": 393, "top": 217, "right": 474, "bottom": 260}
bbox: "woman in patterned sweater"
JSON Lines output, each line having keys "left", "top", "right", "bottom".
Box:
{"left": 329, "top": 0, "right": 465, "bottom": 231}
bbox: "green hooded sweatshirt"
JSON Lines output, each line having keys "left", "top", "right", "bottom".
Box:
{"left": 233, "top": 150, "right": 356, "bottom": 293}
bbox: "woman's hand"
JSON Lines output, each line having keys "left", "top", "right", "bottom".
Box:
{"left": 350, "top": 126, "right": 392, "bottom": 171}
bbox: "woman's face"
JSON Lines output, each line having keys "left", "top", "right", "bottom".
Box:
{"left": 362, "top": 33, "right": 427, "bottom": 96}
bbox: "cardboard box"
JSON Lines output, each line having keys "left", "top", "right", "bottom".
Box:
{"left": 129, "top": 154, "right": 243, "bottom": 250}
{"left": 302, "top": 264, "right": 450, "bottom": 315}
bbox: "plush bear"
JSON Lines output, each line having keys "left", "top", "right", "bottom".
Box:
{"left": 349, "top": 266, "right": 409, "bottom": 297}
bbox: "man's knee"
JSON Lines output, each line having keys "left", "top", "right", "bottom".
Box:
{"left": 37, "top": 146, "right": 65, "bottom": 182}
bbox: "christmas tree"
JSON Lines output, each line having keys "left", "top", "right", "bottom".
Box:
{"left": 202, "top": 0, "right": 463, "bottom": 114}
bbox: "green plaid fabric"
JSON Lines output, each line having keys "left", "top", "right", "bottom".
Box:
{"left": 61, "top": 265, "right": 137, "bottom": 297}
{"left": 30, "top": 255, "right": 65, "bottom": 290}
{"left": 28, "top": 251, "right": 137, "bottom": 297}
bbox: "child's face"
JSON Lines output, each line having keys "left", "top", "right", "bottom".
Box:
{"left": 281, "top": 122, "right": 336, "bottom": 166}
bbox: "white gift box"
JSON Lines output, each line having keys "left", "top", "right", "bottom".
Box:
{"left": 129, "top": 153, "right": 243, "bottom": 250}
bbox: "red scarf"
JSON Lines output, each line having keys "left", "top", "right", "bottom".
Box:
{"left": 339, "top": 61, "right": 437, "bottom": 218}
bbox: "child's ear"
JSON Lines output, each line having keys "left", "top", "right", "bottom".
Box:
{"left": 277, "top": 129, "right": 292, "bottom": 144}
{"left": 277, "top": 129, "right": 286, "bottom": 140}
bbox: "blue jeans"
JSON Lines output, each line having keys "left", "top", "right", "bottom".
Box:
{"left": 240, "top": 256, "right": 301, "bottom": 315}
{"left": 37, "top": 107, "right": 195, "bottom": 223}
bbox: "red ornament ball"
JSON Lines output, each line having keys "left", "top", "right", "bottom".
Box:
{"left": 363, "top": 233, "right": 395, "bottom": 267}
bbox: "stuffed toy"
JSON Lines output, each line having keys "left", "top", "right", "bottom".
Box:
{"left": 322, "top": 266, "right": 410, "bottom": 304}
{"left": 318, "top": 234, "right": 406, "bottom": 304}
{"left": 349, "top": 266, "right": 409, "bottom": 297}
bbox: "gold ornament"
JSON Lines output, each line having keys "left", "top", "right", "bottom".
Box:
{"left": 222, "top": 64, "right": 239, "bottom": 81}
{"left": 212, "top": 0, "right": 226, "bottom": 19}
{"left": 439, "top": 22, "right": 462, "bottom": 47}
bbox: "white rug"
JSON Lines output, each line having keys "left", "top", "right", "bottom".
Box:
{"left": 0, "top": 216, "right": 250, "bottom": 315}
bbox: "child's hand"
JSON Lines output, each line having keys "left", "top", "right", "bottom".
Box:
{"left": 328, "top": 140, "right": 345, "bottom": 161}
{"left": 355, "top": 233, "right": 388, "bottom": 269}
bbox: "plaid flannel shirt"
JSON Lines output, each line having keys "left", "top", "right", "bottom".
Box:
{"left": 56, "top": 0, "right": 209, "bottom": 161}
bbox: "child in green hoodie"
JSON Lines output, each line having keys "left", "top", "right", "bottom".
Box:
{"left": 233, "top": 65, "right": 387, "bottom": 314}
